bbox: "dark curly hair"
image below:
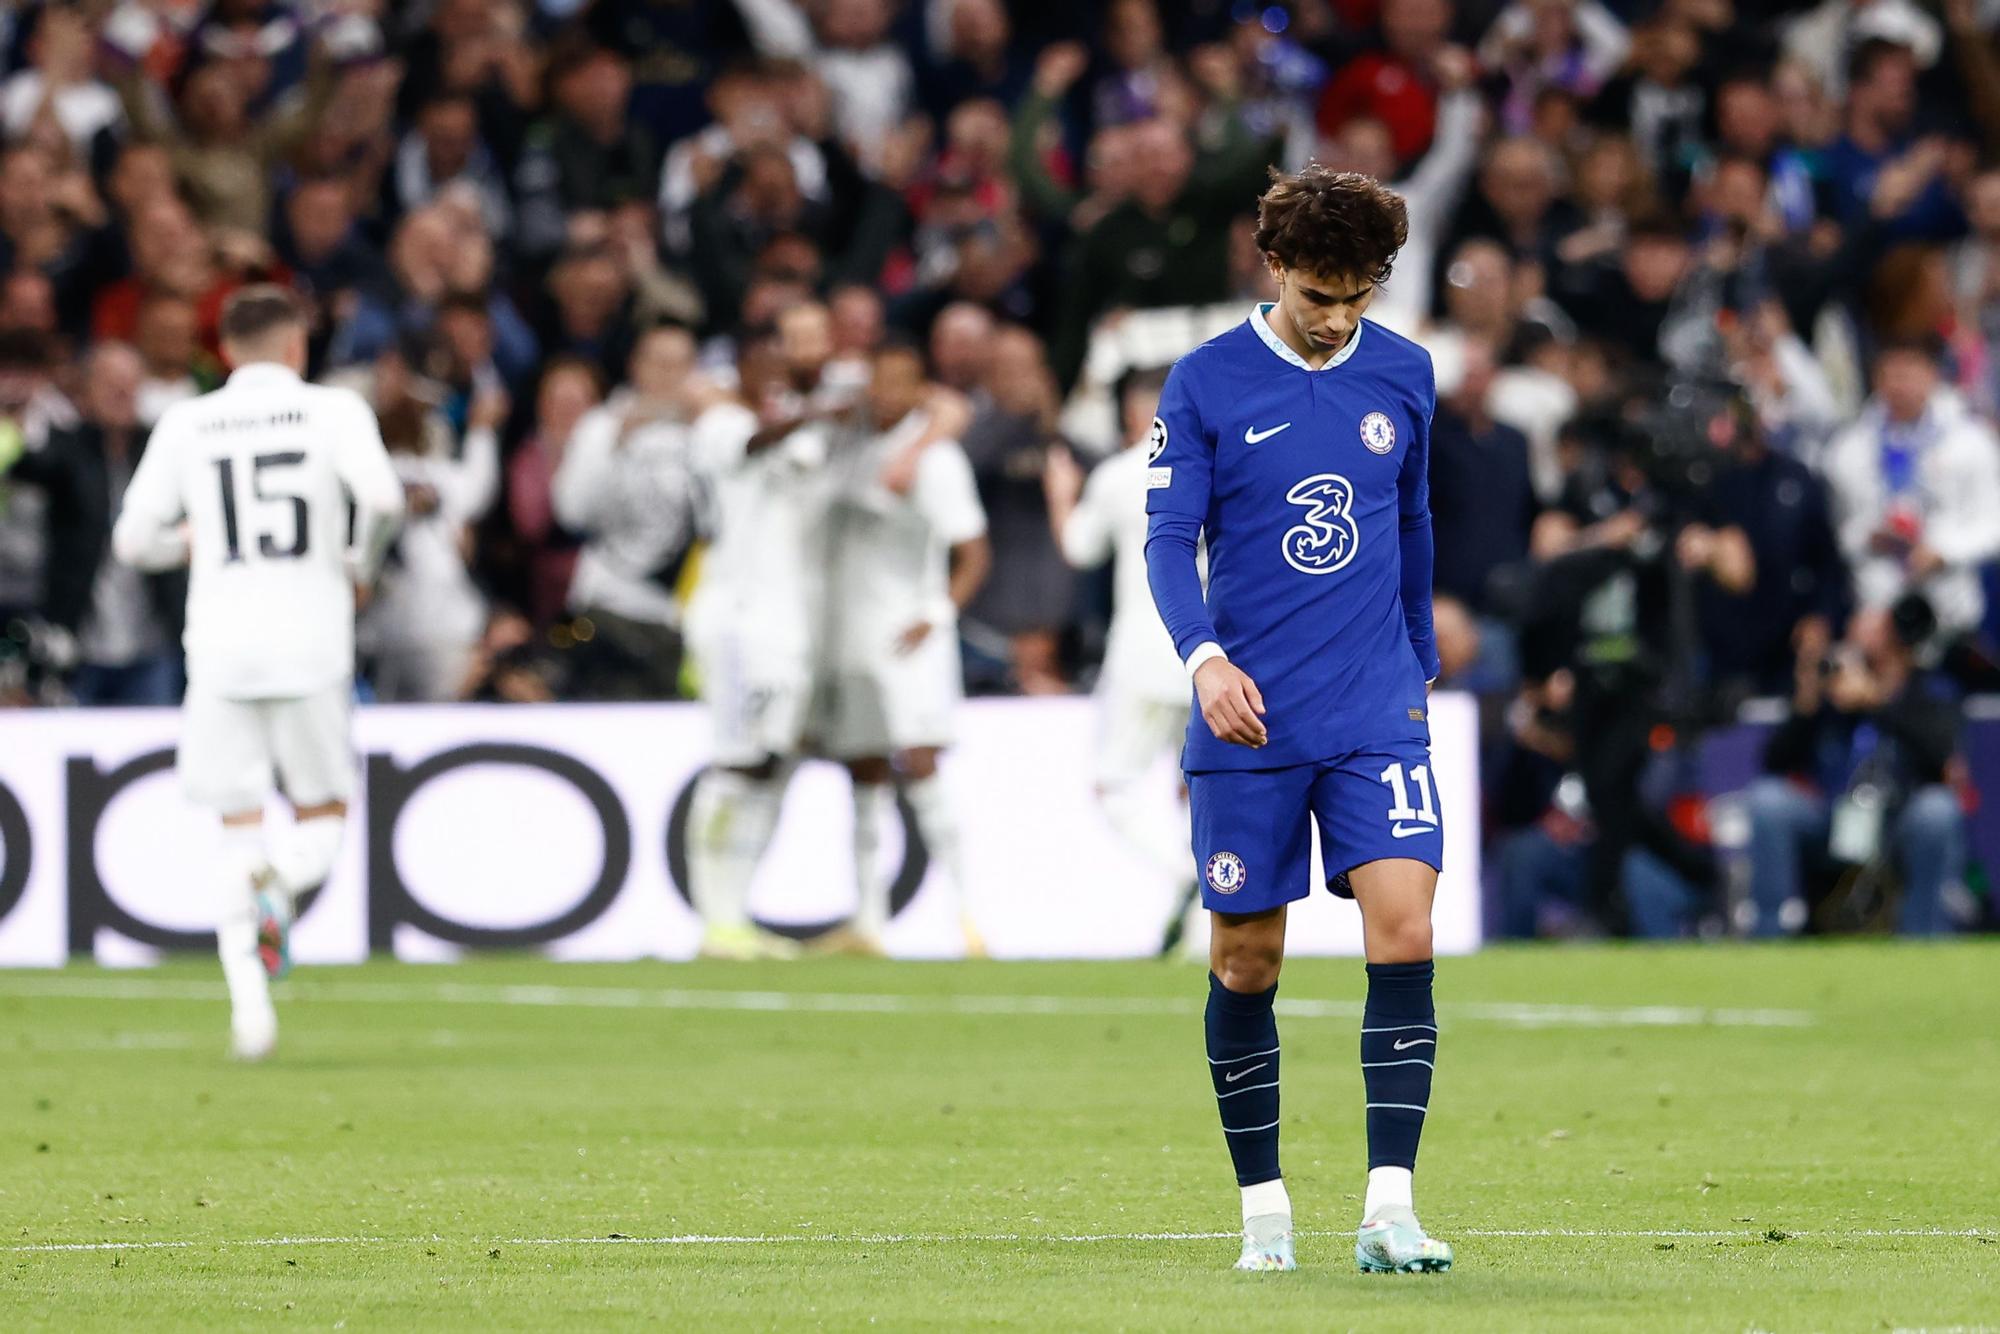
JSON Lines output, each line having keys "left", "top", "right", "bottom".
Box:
{"left": 1253, "top": 165, "right": 1410, "bottom": 286}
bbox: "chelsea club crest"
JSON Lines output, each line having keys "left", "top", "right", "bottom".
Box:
{"left": 1206, "top": 851, "right": 1247, "bottom": 895}
{"left": 1359, "top": 411, "right": 1396, "bottom": 454}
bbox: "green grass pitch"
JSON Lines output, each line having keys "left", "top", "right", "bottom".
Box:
{"left": 2, "top": 944, "right": 1995, "bottom": 1331}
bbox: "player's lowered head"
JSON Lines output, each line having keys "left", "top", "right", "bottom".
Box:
{"left": 1255, "top": 165, "right": 1409, "bottom": 368}
{"left": 218, "top": 284, "right": 309, "bottom": 377}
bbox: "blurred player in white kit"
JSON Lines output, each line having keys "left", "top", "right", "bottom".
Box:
{"left": 1049, "top": 366, "right": 1206, "bottom": 957}
{"left": 683, "top": 303, "right": 979, "bottom": 956}
{"left": 682, "top": 327, "right": 831, "bottom": 960}
{"left": 818, "top": 340, "right": 989, "bottom": 954}
{"left": 111, "top": 286, "right": 404, "bottom": 1060}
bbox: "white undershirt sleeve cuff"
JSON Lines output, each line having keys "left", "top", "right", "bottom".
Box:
{"left": 1184, "top": 641, "right": 1227, "bottom": 680}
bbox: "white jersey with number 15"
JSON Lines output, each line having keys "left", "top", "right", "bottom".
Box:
{"left": 114, "top": 363, "right": 405, "bottom": 700}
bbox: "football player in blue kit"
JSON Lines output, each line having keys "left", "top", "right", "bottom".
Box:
{"left": 1144, "top": 166, "right": 1452, "bottom": 1275}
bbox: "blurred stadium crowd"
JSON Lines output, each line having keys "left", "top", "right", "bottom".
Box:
{"left": 1, "top": 0, "right": 1999, "bottom": 936}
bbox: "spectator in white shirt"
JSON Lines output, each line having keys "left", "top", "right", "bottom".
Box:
{"left": 0, "top": 8, "right": 122, "bottom": 153}
{"left": 813, "top": 0, "right": 916, "bottom": 176}
{"left": 1821, "top": 338, "right": 2000, "bottom": 637}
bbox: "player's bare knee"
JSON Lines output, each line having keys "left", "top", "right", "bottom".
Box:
{"left": 1213, "top": 942, "right": 1282, "bottom": 992}
{"left": 1369, "top": 914, "right": 1433, "bottom": 964}
{"left": 1210, "top": 914, "right": 1285, "bottom": 991}
{"left": 897, "top": 748, "right": 940, "bottom": 781}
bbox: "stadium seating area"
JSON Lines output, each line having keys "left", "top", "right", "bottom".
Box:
{"left": 1, "top": 0, "right": 1998, "bottom": 935}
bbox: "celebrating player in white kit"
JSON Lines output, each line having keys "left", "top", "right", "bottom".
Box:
{"left": 112, "top": 286, "right": 404, "bottom": 1060}
{"left": 683, "top": 331, "right": 830, "bottom": 960}
{"left": 1049, "top": 365, "right": 1206, "bottom": 957}
{"left": 818, "top": 340, "right": 990, "bottom": 954}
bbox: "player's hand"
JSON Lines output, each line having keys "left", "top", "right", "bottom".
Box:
{"left": 353, "top": 582, "right": 373, "bottom": 613}
{"left": 923, "top": 385, "right": 973, "bottom": 443}
{"left": 1194, "top": 657, "right": 1268, "bottom": 749}
{"left": 880, "top": 446, "right": 922, "bottom": 496}
{"left": 894, "top": 621, "right": 933, "bottom": 655}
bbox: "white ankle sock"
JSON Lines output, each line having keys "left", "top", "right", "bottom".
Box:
{"left": 903, "top": 775, "right": 963, "bottom": 911}
{"left": 689, "top": 769, "right": 783, "bottom": 932}
{"left": 1241, "top": 1177, "right": 1291, "bottom": 1225}
{"left": 215, "top": 824, "right": 272, "bottom": 1024}
{"left": 218, "top": 918, "right": 272, "bottom": 1020}
{"left": 850, "top": 782, "right": 893, "bottom": 937}
{"left": 1364, "top": 1166, "right": 1413, "bottom": 1219}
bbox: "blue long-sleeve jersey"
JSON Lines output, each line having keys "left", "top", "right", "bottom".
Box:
{"left": 1144, "top": 307, "right": 1439, "bottom": 772}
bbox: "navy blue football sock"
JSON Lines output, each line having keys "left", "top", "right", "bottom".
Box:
{"left": 1207, "top": 972, "right": 1281, "bottom": 1187}
{"left": 1361, "top": 959, "right": 1436, "bottom": 1171}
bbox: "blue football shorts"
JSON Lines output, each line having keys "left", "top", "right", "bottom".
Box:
{"left": 1187, "top": 739, "right": 1444, "bottom": 914}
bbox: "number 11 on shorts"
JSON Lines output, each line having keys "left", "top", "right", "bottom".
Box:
{"left": 1380, "top": 761, "right": 1438, "bottom": 837}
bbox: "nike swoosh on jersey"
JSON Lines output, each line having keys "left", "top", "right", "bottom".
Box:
{"left": 1391, "top": 823, "right": 1433, "bottom": 838}
{"left": 1393, "top": 1037, "right": 1436, "bottom": 1051}
{"left": 1243, "top": 422, "right": 1292, "bottom": 444}
{"left": 1224, "top": 1062, "right": 1269, "bottom": 1082}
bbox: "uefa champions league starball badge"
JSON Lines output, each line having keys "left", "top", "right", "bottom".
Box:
{"left": 1359, "top": 411, "right": 1396, "bottom": 454}
{"left": 1206, "top": 851, "right": 1247, "bottom": 895}
{"left": 1148, "top": 416, "right": 1169, "bottom": 461}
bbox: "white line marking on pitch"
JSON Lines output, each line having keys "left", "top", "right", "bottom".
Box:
{"left": 0, "top": 977, "right": 1816, "bottom": 1029}
{"left": 5, "top": 1227, "right": 1988, "bottom": 1255}
{"left": 13, "top": 1032, "right": 200, "bottom": 1052}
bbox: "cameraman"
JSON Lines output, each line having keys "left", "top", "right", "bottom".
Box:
{"left": 1519, "top": 395, "right": 1755, "bottom": 929}
{"left": 1701, "top": 343, "right": 1850, "bottom": 700}
{"left": 1741, "top": 597, "right": 1965, "bottom": 937}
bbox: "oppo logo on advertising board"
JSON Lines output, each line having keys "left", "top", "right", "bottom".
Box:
{"left": 0, "top": 699, "right": 1484, "bottom": 963}
{"left": 15, "top": 741, "right": 927, "bottom": 956}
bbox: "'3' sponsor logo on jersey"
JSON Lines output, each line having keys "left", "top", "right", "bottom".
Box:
{"left": 1280, "top": 473, "right": 1360, "bottom": 575}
